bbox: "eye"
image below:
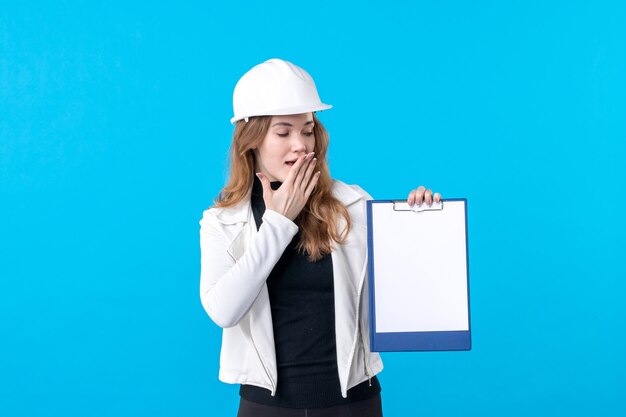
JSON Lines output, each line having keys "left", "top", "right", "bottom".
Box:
{"left": 303, "top": 131, "right": 314, "bottom": 137}
{"left": 276, "top": 132, "right": 289, "bottom": 137}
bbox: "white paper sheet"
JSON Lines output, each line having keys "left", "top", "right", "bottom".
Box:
{"left": 370, "top": 200, "right": 469, "bottom": 333}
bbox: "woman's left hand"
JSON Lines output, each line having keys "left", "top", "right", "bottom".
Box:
{"left": 407, "top": 186, "right": 442, "bottom": 206}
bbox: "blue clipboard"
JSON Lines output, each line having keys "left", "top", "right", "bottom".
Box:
{"left": 367, "top": 199, "right": 471, "bottom": 351}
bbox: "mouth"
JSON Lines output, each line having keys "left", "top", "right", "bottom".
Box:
{"left": 285, "top": 160, "right": 297, "bottom": 166}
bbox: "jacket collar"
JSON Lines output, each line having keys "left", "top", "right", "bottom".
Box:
{"left": 213, "top": 180, "right": 364, "bottom": 225}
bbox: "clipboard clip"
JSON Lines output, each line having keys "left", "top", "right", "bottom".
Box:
{"left": 392, "top": 201, "right": 444, "bottom": 213}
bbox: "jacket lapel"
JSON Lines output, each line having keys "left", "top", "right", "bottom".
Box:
{"left": 213, "top": 201, "right": 250, "bottom": 262}
{"left": 330, "top": 182, "right": 369, "bottom": 394}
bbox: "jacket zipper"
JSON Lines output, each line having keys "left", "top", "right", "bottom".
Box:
{"left": 359, "top": 323, "right": 372, "bottom": 386}
{"left": 250, "top": 333, "right": 276, "bottom": 395}
{"left": 346, "top": 260, "right": 370, "bottom": 392}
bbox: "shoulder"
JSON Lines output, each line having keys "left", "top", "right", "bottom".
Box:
{"left": 331, "top": 179, "right": 374, "bottom": 203}
{"left": 199, "top": 199, "right": 250, "bottom": 228}
{"left": 332, "top": 179, "right": 372, "bottom": 227}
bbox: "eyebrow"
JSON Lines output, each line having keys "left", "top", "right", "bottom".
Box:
{"left": 271, "top": 121, "right": 315, "bottom": 127}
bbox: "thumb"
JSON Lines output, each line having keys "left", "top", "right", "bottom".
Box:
{"left": 255, "top": 172, "right": 272, "bottom": 198}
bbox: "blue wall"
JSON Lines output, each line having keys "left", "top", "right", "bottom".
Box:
{"left": 1, "top": 1, "right": 624, "bottom": 416}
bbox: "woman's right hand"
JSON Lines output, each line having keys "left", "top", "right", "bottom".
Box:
{"left": 256, "top": 152, "right": 320, "bottom": 221}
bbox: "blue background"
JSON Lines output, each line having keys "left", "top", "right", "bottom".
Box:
{"left": 2, "top": 1, "right": 625, "bottom": 416}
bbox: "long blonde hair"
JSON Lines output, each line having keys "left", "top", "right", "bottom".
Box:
{"left": 215, "top": 113, "right": 351, "bottom": 261}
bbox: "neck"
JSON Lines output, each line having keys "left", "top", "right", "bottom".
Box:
{"left": 252, "top": 175, "right": 282, "bottom": 196}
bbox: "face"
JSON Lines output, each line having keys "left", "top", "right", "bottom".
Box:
{"left": 253, "top": 113, "right": 315, "bottom": 182}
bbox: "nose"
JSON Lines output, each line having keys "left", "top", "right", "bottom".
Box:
{"left": 291, "top": 133, "right": 308, "bottom": 153}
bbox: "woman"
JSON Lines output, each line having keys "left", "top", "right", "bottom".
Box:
{"left": 200, "top": 58, "right": 441, "bottom": 417}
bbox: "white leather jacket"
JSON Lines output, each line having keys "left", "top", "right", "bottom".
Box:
{"left": 199, "top": 179, "right": 383, "bottom": 398}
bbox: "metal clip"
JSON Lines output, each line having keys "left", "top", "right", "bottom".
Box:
{"left": 392, "top": 200, "right": 444, "bottom": 213}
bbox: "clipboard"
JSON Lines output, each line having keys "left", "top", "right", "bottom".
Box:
{"left": 366, "top": 198, "right": 471, "bottom": 351}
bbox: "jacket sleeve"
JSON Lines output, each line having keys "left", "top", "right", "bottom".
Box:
{"left": 199, "top": 209, "right": 299, "bottom": 328}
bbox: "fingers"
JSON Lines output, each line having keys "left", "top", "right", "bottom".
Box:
{"left": 285, "top": 152, "right": 314, "bottom": 185}
{"left": 304, "top": 171, "right": 321, "bottom": 198}
{"left": 407, "top": 186, "right": 442, "bottom": 206}
{"left": 407, "top": 186, "right": 426, "bottom": 206}
{"left": 424, "top": 189, "right": 433, "bottom": 205}
{"left": 255, "top": 172, "right": 272, "bottom": 200}
{"left": 296, "top": 155, "right": 317, "bottom": 189}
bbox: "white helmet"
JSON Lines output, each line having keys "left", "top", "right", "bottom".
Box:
{"left": 230, "top": 58, "right": 332, "bottom": 124}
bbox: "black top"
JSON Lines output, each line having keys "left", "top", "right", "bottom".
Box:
{"left": 239, "top": 176, "right": 380, "bottom": 408}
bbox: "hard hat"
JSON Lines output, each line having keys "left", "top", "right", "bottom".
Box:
{"left": 230, "top": 58, "right": 332, "bottom": 124}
